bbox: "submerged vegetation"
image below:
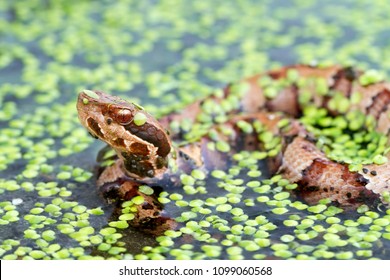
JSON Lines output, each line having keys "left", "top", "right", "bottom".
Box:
{"left": 1, "top": 0, "right": 390, "bottom": 259}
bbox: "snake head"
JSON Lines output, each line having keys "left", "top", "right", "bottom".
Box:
{"left": 77, "top": 90, "right": 171, "bottom": 178}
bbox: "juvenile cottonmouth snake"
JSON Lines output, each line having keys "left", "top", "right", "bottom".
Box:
{"left": 77, "top": 64, "right": 390, "bottom": 235}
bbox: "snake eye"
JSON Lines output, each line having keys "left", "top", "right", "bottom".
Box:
{"left": 115, "top": 109, "right": 133, "bottom": 125}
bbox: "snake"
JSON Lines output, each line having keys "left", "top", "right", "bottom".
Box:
{"left": 77, "top": 64, "right": 390, "bottom": 235}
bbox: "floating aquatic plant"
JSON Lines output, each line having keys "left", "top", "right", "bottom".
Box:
{"left": 1, "top": 0, "right": 390, "bottom": 260}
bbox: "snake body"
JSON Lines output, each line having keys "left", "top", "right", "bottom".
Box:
{"left": 77, "top": 64, "right": 390, "bottom": 234}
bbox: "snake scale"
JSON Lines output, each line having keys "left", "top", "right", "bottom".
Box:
{"left": 77, "top": 64, "right": 390, "bottom": 235}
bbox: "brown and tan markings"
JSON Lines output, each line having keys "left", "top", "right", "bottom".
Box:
{"left": 77, "top": 65, "right": 390, "bottom": 234}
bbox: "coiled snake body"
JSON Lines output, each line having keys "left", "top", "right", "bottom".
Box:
{"left": 77, "top": 65, "right": 390, "bottom": 234}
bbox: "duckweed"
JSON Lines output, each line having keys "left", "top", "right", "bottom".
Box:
{"left": 133, "top": 112, "right": 147, "bottom": 126}
{"left": 357, "top": 216, "right": 373, "bottom": 225}
{"left": 359, "top": 69, "right": 384, "bottom": 86}
{"left": 283, "top": 220, "right": 299, "bottom": 227}
{"left": 215, "top": 141, "right": 231, "bottom": 153}
{"left": 108, "top": 221, "right": 129, "bottom": 229}
{"left": 132, "top": 196, "right": 145, "bottom": 205}
{"left": 335, "top": 251, "right": 354, "bottom": 260}
{"left": 1, "top": 0, "right": 390, "bottom": 261}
